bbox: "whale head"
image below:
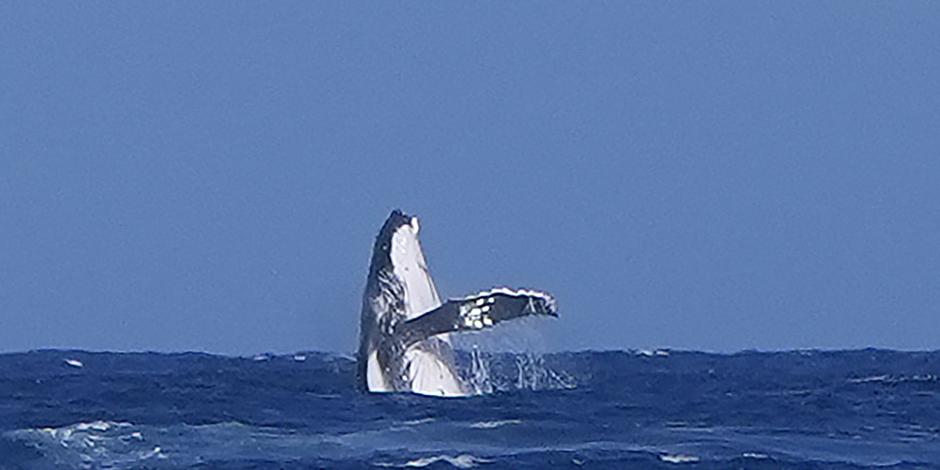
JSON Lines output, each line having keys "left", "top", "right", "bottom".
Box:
{"left": 368, "top": 210, "right": 441, "bottom": 320}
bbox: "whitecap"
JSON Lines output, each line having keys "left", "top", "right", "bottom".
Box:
{"left": 848, "top": 374, "right": 889, "bottom": 383}
{"left": 637, "top": 349, "right": 670, "bottom": 358}
{"left": 403, "top": 454, "right": 492, "bottom": 468}
{"left": 139, "top": 446, "right": 164, "bottom": 460}
{"left": 64, "top": 358, "right": 84, "bottom": 368}
{"left": 10, "top": 420, "right": 152, "bottom": 468}
{"left": 660, "top": 453, "right": 699, "bottom": 464}
{"left": 39, "top": 420, "right": 131, "bottom": 439}
{"left": 401, "top": 417, "right": 436, "bottom": 426}
{"left": 469, "top": 419, "right": 521, "bottom": 429}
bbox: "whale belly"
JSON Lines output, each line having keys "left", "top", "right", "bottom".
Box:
{"left": 366, "top": 350, "right": 393, "bottom": 392}
{"left": 405, "top": 345, "right": 465, "bottom": 397}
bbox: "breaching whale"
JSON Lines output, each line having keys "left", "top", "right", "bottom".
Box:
{"left": 356, "top": 210, "right": 558, "bottom": 397}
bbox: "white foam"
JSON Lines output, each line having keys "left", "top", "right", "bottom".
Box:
{"left": 848, "top": 374, "right": 889, "bottom": 383}
{"left": 293, "top": 354, "right": 307, "bottom": 362}
{"left": 403, "top": 454, "right": 492, "bottom": 468}
{"left": 64, "top": 358, "right": 84, "bottom": 368}
{"left": 139, "top": 446, "right": 164, "bottom": 460}
{"left": 743, "top": 452, "right": 769, "bottom": 459}
{"left": 401, "top": 417, "right": 436, "bottom": 426}
{"left": 660, "top": 454, "right": 699, "bottom": 464}
{"left": 78, "top": 421, "right": 128, "bottom": 432}
{"left": 637, "top": 349, "right": 670, "bottom": 358}
{"left": 469, "top": 419, "right": 521, "bottom": 429}
{"left": 38, "top": 420, "right": 132, "bottom": 441}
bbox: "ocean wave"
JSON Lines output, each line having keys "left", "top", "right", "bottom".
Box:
{"left": 6, "top": 420, "right": 165, "bottom": 469}
{"left": 848, "top": 373, "right": 940, "bottom": 385}
{"left": 4, "top": 349, "right": 940, "bottom": 468}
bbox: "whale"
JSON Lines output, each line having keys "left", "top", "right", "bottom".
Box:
{"left": 356, "top": 210, "right": 558, "bottom": 397}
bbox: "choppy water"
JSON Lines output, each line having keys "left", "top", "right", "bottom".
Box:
{"left": 2, "top": 348, "right": 940, "bottom": 469}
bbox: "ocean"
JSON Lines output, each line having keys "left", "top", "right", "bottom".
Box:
{"left": 1, "top": 348, "right": 939, "bottom": 469}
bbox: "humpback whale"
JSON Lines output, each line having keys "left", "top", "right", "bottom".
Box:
{"left": 357, "top": 210, "right": 558, "bottom": 396}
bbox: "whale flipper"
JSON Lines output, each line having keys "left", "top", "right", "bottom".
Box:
{"left": 397, "top": 289, "right": 557, "bottom": 349}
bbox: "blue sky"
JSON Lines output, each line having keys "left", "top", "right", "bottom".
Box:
{"left": 1, "top": 2, "right": 938, "bottom": 354}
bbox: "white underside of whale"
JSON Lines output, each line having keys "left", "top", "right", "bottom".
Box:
{"left": 366, "top": 219, "right": 466, "bottom": 397}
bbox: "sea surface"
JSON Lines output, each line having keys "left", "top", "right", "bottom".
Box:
{"left": 2, "top": 348, "right": 939, "bottom": 469}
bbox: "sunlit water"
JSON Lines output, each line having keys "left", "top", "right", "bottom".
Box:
{"left": 2, "top": 349, "right": 939, "bottom": 469}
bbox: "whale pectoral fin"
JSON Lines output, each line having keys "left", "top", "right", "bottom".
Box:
{"left": 397, "top": 288, "right": 557, "bottom": 348}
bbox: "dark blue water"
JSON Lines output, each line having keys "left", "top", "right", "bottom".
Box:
{"left": 2, "top": 349, "right": 939, "bottom": 469}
